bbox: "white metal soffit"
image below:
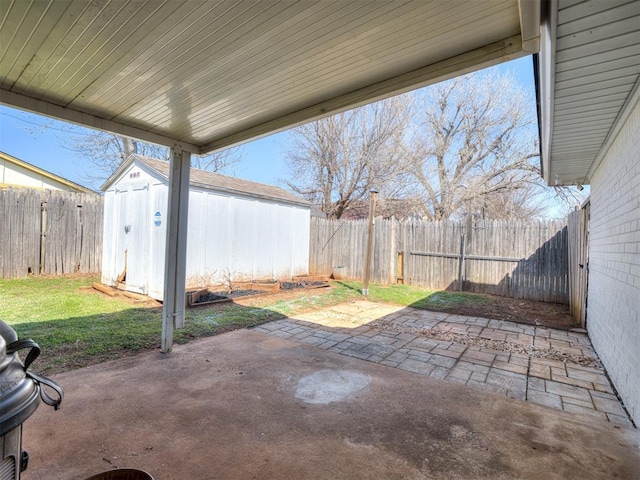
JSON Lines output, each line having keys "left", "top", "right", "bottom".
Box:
{"left": 540, "top": 0, "right": 640, "bottom": 186}
{"left": 0, "top": 0, "right": 538, "bottom": 155}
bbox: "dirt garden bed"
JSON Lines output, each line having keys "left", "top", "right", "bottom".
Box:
{"left": 280, "top": 280, "right": 329, "bottom": 290}
{"left": 187, "top": 278, "right": 331, "bottom": 307}
{"left": 188, "top": 289, "right": 269, "bottom": 305}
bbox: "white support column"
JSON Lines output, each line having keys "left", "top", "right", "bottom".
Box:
{"left": 161, "top": 148, "right": 191, "bottom": 353}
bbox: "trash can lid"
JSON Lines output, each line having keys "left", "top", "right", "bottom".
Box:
{"left": 0, "top": 320, "right": 40, "bottom": 436}
{"left": 84, "top": 468, "right": 154, "bottom": 480}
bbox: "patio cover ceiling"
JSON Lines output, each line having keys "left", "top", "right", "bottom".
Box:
{"left": 538, "top": 0, "right": 640, "bottom": 187}
{"left": 1, "top": 0, "right": 538, "bottom": 154}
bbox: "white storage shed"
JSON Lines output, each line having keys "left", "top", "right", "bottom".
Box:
{"left": 101, "top": 155, "right": 310, "bottom": 300}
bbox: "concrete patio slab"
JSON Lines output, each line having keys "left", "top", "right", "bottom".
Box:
{"left": 255, "top": 301, "right": 634, "bottom": 426}
{"left": 23, "top": 329, "right": 640, "bottom": 480}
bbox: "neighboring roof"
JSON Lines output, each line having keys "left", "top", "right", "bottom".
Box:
{"left": 310, "top": 207, "right": 327, "bottom": 219}
{"left": 0, "top": 151, "right": 93, "bottom": 193}
{"left": 104, "top": 154, "right": 309, "bottom": 207}
{"left": 0, "top": 1, "right": 534, "bottom": 156}
{"left": 341, "top": 198, "right": 425, "bottom": 221}
{"left": 537, "top": 0, "right": 640, "bottom": 186}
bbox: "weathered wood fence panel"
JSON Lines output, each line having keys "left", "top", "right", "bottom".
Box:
{"left": 402, "top": 220, "right": 463, "bottom": 290}
{"left": 462, "top": 219, "right": 568, "bottom": 303}
{"left": 310, "top": 216, "right": 570, "bottom": 304}
{"left": 567, "top": 203, "right": 589, "bottom": 326}
{"left": 0, "top": 188, "right": 103, "bottom": 278}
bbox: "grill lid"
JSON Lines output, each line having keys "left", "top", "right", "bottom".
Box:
{"left": 0, "top": 320, "right": 63, "bottom": 436}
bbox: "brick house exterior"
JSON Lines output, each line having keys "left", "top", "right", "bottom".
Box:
{"left": 585, "top": 102, "right": 640, "bottom": 423}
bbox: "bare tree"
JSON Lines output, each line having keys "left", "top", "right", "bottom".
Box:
{"left": 61, "top": 131, "right": 241, "bottom": 189}
{"left": 191, "top": 147, "right": 242, "bottom": 173}
{"left": 285, "top": 96, "right": 413, "bottom": 219}
{"left": 408, "top": 72, "right": 547, "bottom": 220}
{"left": 61, "top": 131, "right": 164, "bottom": 187}
{"left": 458, "top": 187, "right": 547, "bottom": 220}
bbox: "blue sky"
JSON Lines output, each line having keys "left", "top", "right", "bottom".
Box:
{"left": 0, "top": 56, "right": 535, "bottom": 191}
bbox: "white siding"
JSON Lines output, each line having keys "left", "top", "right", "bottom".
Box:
{"left": 147, "top": 182, "right": 168, "bottom": 300}
{"left": 0, "top": 158, "right": 74, "bottom": 191}
{"left": 548, "top": 0, "right": 640, "bottom": 184}
{"left": 184, "top": 188, "right": 310, "bottom": 288}
{"left": 103, "top": 159, "right": 310, "bottom": 300}
{"left": 101, "top": 189, "right": 116, "bottom": 286}
{"left": 587, "top": 99, "right": 640, "bottom": 425}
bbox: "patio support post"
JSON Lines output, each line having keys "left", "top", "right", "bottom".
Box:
{"left": 161, "top": 148, "right": 191, "bottom": 353}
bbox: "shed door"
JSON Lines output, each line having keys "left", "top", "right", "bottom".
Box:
{"left": 113, "top": 183, "right": 149, "bottom": 293}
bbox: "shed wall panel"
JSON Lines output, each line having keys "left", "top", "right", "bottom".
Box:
{"left": 148, "top": 183, "right": 168, "bottom": 300}
{"left": 101, "top": 190, "right": 116, "bottom": 286}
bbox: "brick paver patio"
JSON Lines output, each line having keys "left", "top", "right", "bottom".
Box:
{"left": 253, "top": 301, "right": 634, "bottom": 428}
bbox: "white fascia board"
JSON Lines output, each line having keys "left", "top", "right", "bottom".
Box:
{"left": 100, "top": 154, "right": 167, "bottom": 191}
{"left": 0, "top": 90, "right": 200, "bottom": 154}
{"left": 539, "top": 0, "right": 558, "bottom": 185}
{"left": 201, "top": 35, "right": 527, "bottom": 154}
{"left": 100, "top": 155, "right": 136, "bottom": 191}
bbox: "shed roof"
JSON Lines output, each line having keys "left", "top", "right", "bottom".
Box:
{"left": 105, "top": 154, "right": 309, "bottom": 207}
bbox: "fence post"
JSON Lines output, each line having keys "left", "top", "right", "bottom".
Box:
{"left": 397, "top": 251, "right": 404, "bottom": 284}
{"left": 39, "top": 200, "right": 47, "bottom": 274}
{"left": 458, "top": 232, "right": 466, "bottom": 292}
{"left": 389, "top": 217, "right": 397, "bottom": 283}
{"left": 402, "top": 220, "right": 410, "bottom": 285}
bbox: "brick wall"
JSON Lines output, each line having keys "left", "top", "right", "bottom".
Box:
{"left": 588, "top": 100, "right": 640, "bottom": 424}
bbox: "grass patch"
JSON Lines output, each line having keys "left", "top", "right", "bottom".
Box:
{"left": 0, "top": 276, "right": 132, "bottom": 324}
{"left": 329, "top": 281, "right": 493, "bottom": 310}
{"left": 0, "top": 275, "right": 494, "bottom": 374}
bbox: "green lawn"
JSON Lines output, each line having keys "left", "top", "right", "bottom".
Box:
{"left": 0, "top": 275, "right": 492, "bottom": 374}
{"left": 334, "top": 281, "right": 493, "bottom": 310}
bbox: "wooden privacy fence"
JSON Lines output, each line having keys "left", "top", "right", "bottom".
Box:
{"left": 567, "top": 203, "right": 589, "bottom": 326}
{"left": 310, "top": 216, "right": 569, "bottom": 304}
{"left": 0, "top": 188, "right": 103, "bottom": 278}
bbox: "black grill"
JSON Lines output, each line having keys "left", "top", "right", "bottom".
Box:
{"left": 0, "top": 320, "right": 63, "bottom": 480}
